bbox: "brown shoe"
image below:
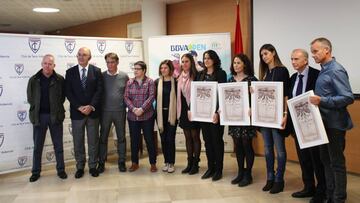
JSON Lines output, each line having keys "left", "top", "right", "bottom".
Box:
{"left": 129, "top": 163, "right": 139, "bottom": 172}
{"left": 150, "top": 164, "right": 157, "bottom": 172}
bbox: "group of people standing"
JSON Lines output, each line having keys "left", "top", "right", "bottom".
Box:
{"left": 27, "top": 37, "right": 353, "bottom": 203}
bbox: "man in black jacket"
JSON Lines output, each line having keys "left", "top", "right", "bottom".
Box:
{"left": 288, "top": 49, "right": 326, "bottom": 203}
{"left": 27, "top": 54, "right": 67, "bottom": 182}
{"left": 65, "top": 47, "right": 103, "bottom": 178}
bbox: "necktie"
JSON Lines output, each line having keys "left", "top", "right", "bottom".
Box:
{"left": 81, "top": 68, "right": 87, "bottom": 89}
{"left": 296, "top": 74, "right": 304, "bottom": 96}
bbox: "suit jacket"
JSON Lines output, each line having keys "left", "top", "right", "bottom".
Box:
{"left": 65, "top": 64, "right": 103, "bottom": 120}
{"left": 285, "top": 66, "right": 320, "bottom": 135}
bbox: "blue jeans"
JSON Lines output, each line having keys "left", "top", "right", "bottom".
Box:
{"left": 260, "top": 127, "right": 286, "bottom": 182}
{"left": 128, "top": 117, "right": 156, "bottom": 164}
{"left": 32, "top": 114, "right": 65, "bottom": 175}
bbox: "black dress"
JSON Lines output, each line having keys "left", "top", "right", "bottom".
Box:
{"left": 179, "top": 91, "right": 198, "bottom": 129}
{"left": 228, "top": 76, "right": 258, "bottom": 138}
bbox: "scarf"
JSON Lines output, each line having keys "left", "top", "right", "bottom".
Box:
{"left": 157, "top": 76, "right": 177, "bottom": 133}
{"left": 177, "top": 71, "right": 191, "bottom": 119}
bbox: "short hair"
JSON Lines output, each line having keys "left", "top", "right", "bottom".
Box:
{"left": 292, "top": 49, "right": 309, "bottom": 59}
{"left": 104, "top": 52, "right": 119, "bottom": 62}
{"left": 230, "top": 53, "right": 254, "bottom": 76}
{"left": 203, "top": 50, "right": 221, "bottom": 70}
{"left": 134, "top": 61, "right": 147, "bottom": 74}
{"left": 311, "top": 37, "right": 332, "bottom": 53}
{"left": 42, "top": 54, "right": 55, "bottom": 63}
{"left": 258, "top": 44, "right": 284, "bottom": 80}
{"left": 158, "top": 59, "right": 174, "bottom": 76}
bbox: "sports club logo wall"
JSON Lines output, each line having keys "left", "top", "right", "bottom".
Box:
{"left": 0, "top": 133, "right": 4, "bottom": 148}
{"left": 125, "top": 41, "right": 134, "bottom": 54}
{"left": 28, "top": 38, "right": 41, "bottom": 54}
{"left": 17, "top": 156, "right": 27, "bottom": 167}
{"left": 97, "top": 40, "right": 106, "bottom": 54}
{"left": 65, "top": 39, "right": 76, "bottom": 54}
{"left": 17, "top": 110, "right": 27, "bottom": 122}
{"left": 14, "top": 64, "right": 24, "bottom": 75}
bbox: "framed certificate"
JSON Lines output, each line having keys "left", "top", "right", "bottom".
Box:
{"left": 218, "top": 82, "right": 250, "bottom": 126}
{"left": 287, "top": 90, "right": 328, "bottom": 149}
{"left": 251, "top": 81, "right": 283, "bottom": 129}
{"left": 190, "top": 81, "right": 217, "bottom": 123}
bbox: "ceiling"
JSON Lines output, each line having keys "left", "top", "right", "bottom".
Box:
{"left": 0, "top": 0, "right": 186, "bottom": 33}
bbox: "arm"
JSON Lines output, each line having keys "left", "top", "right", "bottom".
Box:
{"left": 26, "top": 77, "right": 34, "bottom": 106}
{"left": 320, "top": 69, "right": 354, "bottom": 108}
{"left": 89, "top": 68, "right": 103, "bottom": 109}
{"left": 65, "top": 70, "right": 82, "bottom": 109}
{"left": 124, "top": 80, "right": 135, "bottom": 112}
{"left": 141, "top": 79, "right": 155, "bottom": 111}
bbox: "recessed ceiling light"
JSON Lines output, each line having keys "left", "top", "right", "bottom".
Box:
{"left": 33, "top": 7, "right": 60, "bottom": 13}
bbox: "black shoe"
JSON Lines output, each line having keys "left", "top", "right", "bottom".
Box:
{"left": 75, "top": 169, "right": 84, "bottom": 179}
{"left": 212, "top": 171, "right": 222, "bottom": 181}
{"left": 262, "top": 180, "right": 274, "bottom": 191}
{"left": 231, "top": 172, "right": 244, "bottom": 185}
{"left": 119, "top": 162, "right": 127, "bottom": 172}
{"left": 29, "top": 174, "right": 40, "bottom": 182}
{"left": 238, "top": 171, "right": 252, "bottom": 187}
{"left": 181, "top": 157, "right": 193, "bottom": 174}
{"left": 57, "top": 171, "right": 68, "bottom": 179}
{"left": 292, "top": 188, "right": 316, "bottom": 198}
{"left": 201, "top": 169, "right": 214, "bottom": 179}
{"left": 269, "top": 181, "right": 284, "bottom": 194}
{"left": 309, "top": 194, "right": 326, "bottom": 203}
{"left": 188, "top": 158, "right": 200, "bottom": 175}
{"left": 89, "top": 168, "right": 99, "bottom": 177}
{"left": 97, "top": 163, "right": 105, "bottom": 174}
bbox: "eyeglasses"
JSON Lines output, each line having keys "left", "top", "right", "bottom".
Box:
{"left": 131, "top": 67, "right": 143, "bottom": 71}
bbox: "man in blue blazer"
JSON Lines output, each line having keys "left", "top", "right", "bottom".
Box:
{"left": 65, "top": 47, "right": 103, "bottom": 178}
{"left": 288, "top": 49, "right": 326, "bottom": 203}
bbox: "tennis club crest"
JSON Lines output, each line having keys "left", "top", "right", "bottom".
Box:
{"left": 17, "top": 110, "right": 27, "bottom": 122}
{"left": 125, "top": 41, "right": 134, "bottom": 54}
{"left": 46, "top": 151, "right": 55, "bottom": 161}
{"left": 18, "top": 156, "right": 27, "bottom": 167}
{"left": 0, "top": 133, "right": 4, "bottom": 148}
{"left": 97, "top": 40, "right": 106, "bottom": 54}
{"left": 14, "top": 64, "right": 24, "bottom": 75}
{"left": 28, "top": 38, "right": 41, "bottom": 54}
{"left": 65, "top": 39, "right": 76, "bottom": 54}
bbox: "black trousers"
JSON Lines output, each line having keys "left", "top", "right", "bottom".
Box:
{"left": 293, "top": 135, "right": 326, "bottom": 196}
{"left": 200, "top": 122, "right": 224, "bottom": 172}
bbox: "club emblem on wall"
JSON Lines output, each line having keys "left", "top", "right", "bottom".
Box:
{"left": 14, "top": 64, "right": 24, "bottom": 75}
{"left": 125, "top": 41, "right": 134, "bottom": 54}
{"left": 28, "top": 38, "right": 41, "bottom": 54}
{"left": 17, "top": 110, "right": 27, "bottom": 122}
{"left": 18, "top": 156, "right": 27, "bottom": 167}
{"left": 68, "top": 123, "right": 72, "bottom": 135}
{"left": 97, "top": 40, "right": 106, "bottom": 54}
{"left": 65, "top": 39, "right": 76, "bottom": 54}
{"left": 0, "top": 85, "right": 3, "bottom": 97}
{"left": 46, "top": 151, "right": 55, "bottom": 161}
{"left": 0, "top": 133, "right": 4, "bottom": 148}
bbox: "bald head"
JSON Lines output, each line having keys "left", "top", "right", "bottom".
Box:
{"left": 291, "top": 49, "right": 308, "bottom": 72}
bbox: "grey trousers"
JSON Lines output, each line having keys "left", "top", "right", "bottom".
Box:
{"left": 71, "top": 117, "right": 99, "bottom": 170}
{"left": 99, "top": 110, "right": 127, "bottom": 164}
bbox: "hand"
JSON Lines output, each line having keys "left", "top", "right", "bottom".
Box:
{"left": 309, "top": 95, "right": 321, "bottom": 105}
{"left": 187, "top": 111, "right": 192, "bottom": 121}
{"left": 212, "top": 113, "right": 219, "bottom": 124}
{"left": 82, "top": 105, "right": 93, "bottom": 115}
{"left": 280, "top": 115, "right": 287, "bottom": 129}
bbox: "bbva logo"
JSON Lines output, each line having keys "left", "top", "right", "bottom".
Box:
{"left": 17, "top": 110, "right": 27, "bottom": 122}
{"left": 28, "top": 38, "right": 41, "bottom": 54}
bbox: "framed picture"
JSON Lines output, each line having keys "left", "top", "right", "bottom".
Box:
{"left": 190, "top": 81, "right": 218, "bottom": 123}
{"left": 251, "top": 81, "right": 283, "bottom": 129}
{"left": 218, "top": 82, "right": 250, "bottom": 126}
{"left": 287, "top": 90, "right": 328, "bottom": 149}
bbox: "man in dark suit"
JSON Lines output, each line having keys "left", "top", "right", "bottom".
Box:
{"left": 288, "top": 49, "right": 326, "bottom": 203}
{"left": 65, "top": 47, "right": 103, "bottom": 178}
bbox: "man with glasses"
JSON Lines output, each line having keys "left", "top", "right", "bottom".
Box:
{"left": 65, "top": 47, "right": 103, "bottom": 178}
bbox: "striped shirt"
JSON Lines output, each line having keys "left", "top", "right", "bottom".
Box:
{"left": 124, "top": 76, "right": 155, "bottom": 121}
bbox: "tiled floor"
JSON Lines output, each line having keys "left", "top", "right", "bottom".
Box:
{"left": 0, "top": 152, "right": 359, "bottom": 203}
